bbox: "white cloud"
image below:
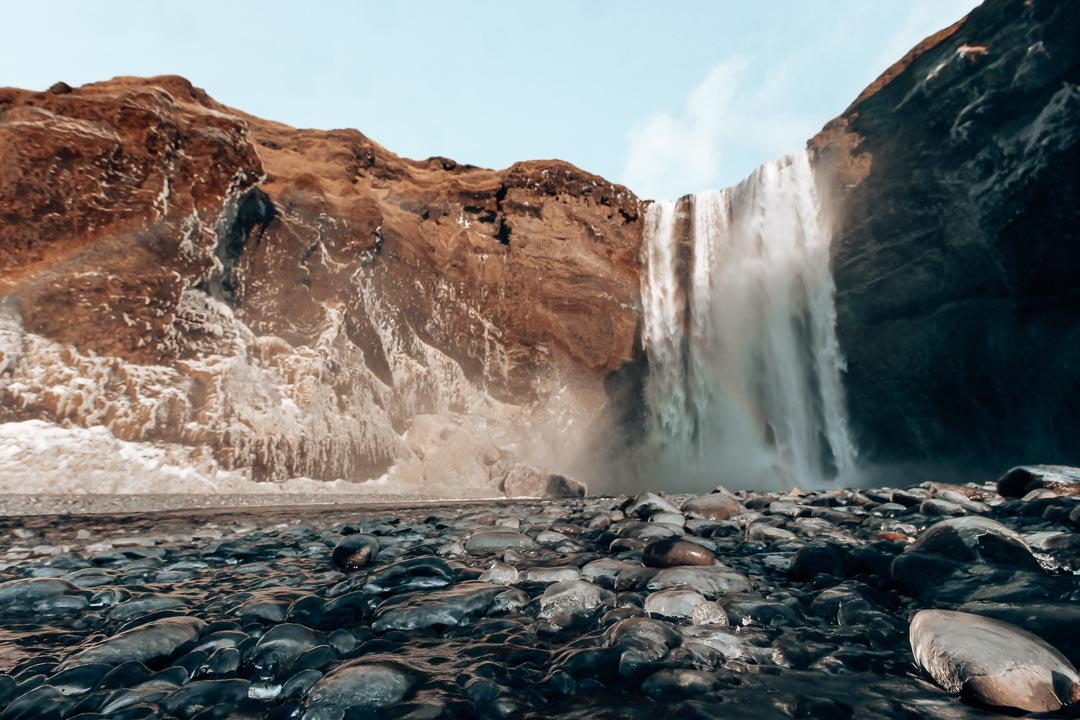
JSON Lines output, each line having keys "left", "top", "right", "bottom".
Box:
{"left": 622, "top": 57, "right": 818, "bottom": 200}
{"left": 622, "top": 58, "right": 745, "bottom": 201}
{"left": 621, "top": 0, "right": 981, "bottom": 201}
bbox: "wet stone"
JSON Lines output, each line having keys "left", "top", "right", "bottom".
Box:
{"left": 919, "top": 499, "right": 966, "bottom": 517}
{"left": 681, "top": 492, "right": 741, "bottom": 521}
{"left": 330, "top": 534, "right": 379, "bottom": 570}
{"left": 910, "top": 609, "right": 1080, "bottom": 713}
{"left": 998, "top": 465, "right": 1080, "bottom": 498}
{"left": 465, "top": 531, "right": 536, "bottom": 554}
{"left": 642, "top": 538, "right": 717, "bottom": 568}
{"left": 478, "top": 562, "right": 519, "bottom": 585}
{"left": 0, "top": 578, "right": 85, "bottom": 613}
{"left": 0, "top": 484, "right": 1074, "bottom": 719}
{"left": 647, "top": 566, "right": 752, "bottom": 598}
{"left": 372, "top": 582, "right": 504, "bottom": 631}
{"left": 524, "top": 566, "right": 581, "bottom": 583}
{"left": 789, "top": 542, "right": 848, "bottom": 580}
{"left": 910, "top": 516, "right": 1040, "bottom": 570}
{"left": 250, "top": 623, "right": 325, "bottom": 680}
{"left": 625, "top": 493, "right": 680, "bottom": 519}
{"left": 362, "top": 557, "right": 456, "bottom": 594}
{"left": 539, "top": 580, "right": 607, "bottom": 619}
{"left": 61, "top": 616, "right": 206, "bottom": 668}
{"left": 302, "top": 662, "right": 415, "bottom": 718}
{"left": 643, "top": 588, "right": 709, "bottom": 620}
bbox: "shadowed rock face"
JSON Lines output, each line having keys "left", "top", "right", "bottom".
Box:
{"left": 811, "top": 0, "right": 1080, "bottom": 473}
{"left": 0, "top": 75, "right": 643, "bottom": 486}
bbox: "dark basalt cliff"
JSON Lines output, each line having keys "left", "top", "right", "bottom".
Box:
{"left": 811, "top": 0, "right": 1080, "bottom": 474}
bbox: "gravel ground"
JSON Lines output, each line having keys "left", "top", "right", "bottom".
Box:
{"left": 0, "top": 494, "right": 505, "bottom": 517}
{"left": 0, "top": 477, "right": 1076, "bottom": 718}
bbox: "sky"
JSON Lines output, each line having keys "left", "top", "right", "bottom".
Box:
{"left": 4, "top": 1, "right": 979, "bottom": 200}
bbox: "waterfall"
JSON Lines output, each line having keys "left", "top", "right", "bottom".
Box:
{"left": 640, "top": 150, "right": 856, "bottom": 490}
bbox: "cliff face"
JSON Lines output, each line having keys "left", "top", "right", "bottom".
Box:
{"left": 0, "top": 76, "right": 642, "bottom": 490}
{"left": 4, "top": 0, "right": 1079, "bottom": 492}
{"left": 812, "top": 0, "right": 1080, "bottom": 472}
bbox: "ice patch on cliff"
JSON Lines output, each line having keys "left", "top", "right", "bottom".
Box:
{"left": 0, "top": 419, "right": 244, "bottom": 493}
{"left": 0, "top": 419, "right": 450, "bottom": 495}
{"left": 0, "top": 278, "right": 591, "bottom": 495}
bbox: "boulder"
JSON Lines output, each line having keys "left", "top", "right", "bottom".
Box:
{"left": 681, "top": 493, "right": 741, "bottom": 521}
{"left": 642, "top": 538, "right": 717, "bottom": 568}
{"left": 910, "top": 609, "right": 1080, "bottom": 713}
{"left": 909, "top": 516, "right": 1040, "bottom": 570}
{"left": 502, "top": 464, "right": 586, "bottom": 498}
{"left": 997, "top": 465, "right": 1080, "bottom": 498}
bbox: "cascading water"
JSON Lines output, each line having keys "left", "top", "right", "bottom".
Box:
{"left": 641, "top": 150, "right": 857, "bottom": 490}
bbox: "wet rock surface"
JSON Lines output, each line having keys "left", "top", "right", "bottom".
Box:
{"left": 812, "top": 0, "right": 1080, "bottom": 471}
{"left": 0, "top": 479, "right": 1076, "bottom": 718}
{"left": 910, "top": 610, "right": 1079, "bottom": 713}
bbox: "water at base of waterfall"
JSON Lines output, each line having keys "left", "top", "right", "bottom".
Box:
{"left": 640, "top": 150, "right": 857, "bottom": 491}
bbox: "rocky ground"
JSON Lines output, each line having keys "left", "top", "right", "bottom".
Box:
{"left": 0, "top": 466, "right": 1077, "bottom": 719}
{"left": 0, "top": 495, "right": 506, "bottom": 518}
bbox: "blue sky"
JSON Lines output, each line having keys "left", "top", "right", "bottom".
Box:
{"left": 4, "top": 1, "right": 978, "bottom": 199}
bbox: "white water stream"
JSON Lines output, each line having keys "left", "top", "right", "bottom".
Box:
{"left": 641, "top": 150, "right": 856, "bottom": 490}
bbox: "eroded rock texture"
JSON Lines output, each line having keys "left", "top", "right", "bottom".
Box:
{"left": 812, "top": 0, "right": 1080, "bottom": 472}
{"left": 0, "top": 76, "right": 642, "bottom": 489}
{"left": 3, "top": 0, "right": 1079, "bottom": 491}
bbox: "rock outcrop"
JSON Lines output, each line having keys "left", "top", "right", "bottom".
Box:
{"left": 811, "top": 0, "right": 1080, "bottom": 473}
{"left": 0, "top": 76, "right": 642, "bottom": 489}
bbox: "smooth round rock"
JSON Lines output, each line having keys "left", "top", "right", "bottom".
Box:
{"left": 303, "top": 662, "right": 414, "bottom": 718}
{"left": 643, "top": 589, "right": 708, "bottom": 620}
{"left": 0, "top": 578, "right": 83, "bottom": 613}
{"left": 362, "top": 557, "right": 455, "bottom": 594}
{"left": 998, "top": 465, "right": 1080, "bottom": 498}
{"left": 372, "top": 582, "right": 504, "bottom": 631}
{"left": 478, "top": 562, "right": 519, "bottom": 586}
{"left": 538, "top": 580, "right": 604, "bottom": 619}
{"left": 676, "top": 625, "right": 744, "bottom": 658}
{"left": 524, "top": 567, "right": 582, "bottom": 583}
{"left": 61, "top": 616, "right": 206, "bottom": 668}
{"left": 789, "top": 542, "right": 848, "bottom": 580}
{"left": 910, "top": 516, "right": 1039, "bottom": 569}
{"left": 958, "top": 601, "right": 1080, "bottom": 666}
{"left": 331, "top": 534, "right": 380, "bottom": 570}
{"left": 625, "top": 493, "right": 680, "bottom": 519}
{"left": 465, "top": 530, "right": 535, "bottom": 554}
{"left": 745, "top": 523, "right": 797, "bottom": 542}
{"left": 691, "top": 601, "right": 728, "bottom": 626}
{"left": 647, "top": 567, "right": 751, "bottom": 599}
{"left": 919, "top": 498, "right": 966, "bottom": 516}
{"left": 642, "top": 538, "right": 717, "bottom": 568}
{"left": 910, "top": 609, "right": 1080, "bottom": 712}
{"left": 641, "top": 668, "right": 719, "bottom": 698}
{"left": 581, "top": 558, "right": 639, "bottom": 584}
{"left": 681, "top": 492, "right": 741, "bottom": 521}
{"left": 251, "top": 623, "right": 324, "bottom": 679}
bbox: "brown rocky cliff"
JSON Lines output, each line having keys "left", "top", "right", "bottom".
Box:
{"left": 0, "top": 75, "right": 643, "bottom": 485}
